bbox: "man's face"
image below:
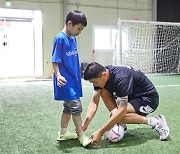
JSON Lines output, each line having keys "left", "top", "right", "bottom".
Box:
{"left": 89, "top": 72, "right": 107, "bottom": 88}
{"left": 68, "top": 22, "right": 84, "bottom": 37}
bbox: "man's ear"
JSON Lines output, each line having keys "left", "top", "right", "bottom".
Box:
{"left": 101, "top": 71, "right": 107, "bottom": 77}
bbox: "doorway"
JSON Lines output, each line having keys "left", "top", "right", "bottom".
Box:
{"left": 0, "top": 8, "right": 43, "bottom": 79}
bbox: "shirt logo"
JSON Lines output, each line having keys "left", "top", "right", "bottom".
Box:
{"left": 139, "top": 105, "right": 154, "bottom": 114}
{"left": 113, "top": 92, "right": 117, "bottom": 97}
{"left": 66, "top": 50, "right": 78, "bottom": 56}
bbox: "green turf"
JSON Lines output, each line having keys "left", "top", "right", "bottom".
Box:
{"left": 0, "top": 75, "right": 180, "bottom": 154}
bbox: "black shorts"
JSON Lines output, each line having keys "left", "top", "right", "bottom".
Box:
{"left": 129, "top": 92, "right": 159, "bottom": 116}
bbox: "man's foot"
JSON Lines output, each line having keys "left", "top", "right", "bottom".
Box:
{"left": 57, "top": 131, "right": 77, "bottom": 141}
{"left": 152, "top": 115, "right": 169, "bottom": 141}
{"left": 79, "top": 133, "right": 92, "bottom": 147}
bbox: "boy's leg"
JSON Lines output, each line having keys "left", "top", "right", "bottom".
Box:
{"left": 57, "top": 102, "right": 77, "bottom": 141}
{"left": 68, "top": 99, "right": 83, "bottom": 134}
{"left": 61, "top": 113, "right": 71, "bottom": 130}
{"left": 72, "top": 115, "right": 92, "bottom": 147}
{"left": 72, "top": 114, "right": 83, "bottom": 134}
{"left": 70, "top": 99, "right": 92, "bottom": 147}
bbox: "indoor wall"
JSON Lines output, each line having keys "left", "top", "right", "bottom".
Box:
{"left": 0, "top": 0, "right": 153, "bottom": 78}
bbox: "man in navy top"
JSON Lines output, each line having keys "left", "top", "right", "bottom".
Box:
{"left": 83, "top": 62, "right": 169, "bottom": 146}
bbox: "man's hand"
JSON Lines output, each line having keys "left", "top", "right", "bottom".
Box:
{"left": 82, "top": 123, "right": 88, "bottom": 132}
{"left": 90, "top": 130, "right": 103, "bottom": 146}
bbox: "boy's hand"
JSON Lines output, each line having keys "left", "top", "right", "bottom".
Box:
{"left": 57, "top": 75, "right": 67, "bottom": 87}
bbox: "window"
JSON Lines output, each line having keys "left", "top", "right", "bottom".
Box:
{"left": 93, "top": 25, "right": 117, "bottom": 52}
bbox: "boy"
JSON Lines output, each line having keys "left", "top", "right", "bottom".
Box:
{"left": 83, "top": 62, "right": 169, "bottom": 146}
{"left": 52, "top": 10, "right": 92, "bottom": 147}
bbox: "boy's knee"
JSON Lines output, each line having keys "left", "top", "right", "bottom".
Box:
{"left": 63, "top": 99, "right": 82, "bottom": 115}
{"left": 69, "top": 99, "right": 82, "bottom": 115}
{"left": 71, "top": 105, "right": 82, "bottom": 115}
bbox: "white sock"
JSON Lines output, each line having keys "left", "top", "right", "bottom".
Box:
{"left": 148, "top": 117, "right": 159, "bottom": 127}
{"left": 60, "top": 128, "right": 67, "bottom": 134}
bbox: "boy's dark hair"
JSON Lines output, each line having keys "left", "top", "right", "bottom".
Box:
{"left": 83, "top": 62, "right": 106, "bottom": 80}
{"left": 66, "top": 10, "right": 87, "bottom": 27}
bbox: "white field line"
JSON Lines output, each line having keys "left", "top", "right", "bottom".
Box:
{"left": 1, "top": 81, "right": 179, "bottom": 88}
{"left": 156, "top": 85, "right": 180, "bottom": 88}
{"left": 83, "top": 85, "right": 180, "bottom": 88}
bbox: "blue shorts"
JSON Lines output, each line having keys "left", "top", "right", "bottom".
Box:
{"left": 129, "top": 92, "right": 159, "bottom": 116}
{"left": 63, "top": 99, "right": 82, "bottom": 116}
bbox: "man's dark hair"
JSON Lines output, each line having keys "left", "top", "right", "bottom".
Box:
{"left": 65, "top": 10, "right": 87, "bottom": 27}
{"left": 83, "top": 62, "right": 106, "bottom": 80}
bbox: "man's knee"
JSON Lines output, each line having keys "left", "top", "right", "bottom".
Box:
{"left": 101, "top": 89, "right": 117, "bottom": 111}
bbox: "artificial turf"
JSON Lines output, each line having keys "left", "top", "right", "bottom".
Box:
{"left": 0, "top": 75, "right": 180, "bottom": 154}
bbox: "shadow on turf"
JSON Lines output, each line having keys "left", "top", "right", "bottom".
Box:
{"left": 99, "top": 127, "right": 159, "bottom": 149}
{"left": 99, "top": 127, "right": 171, "bottom": 149}
{"left": 56, "top": 139, "right": 82, "bottom": 153}
{"left": 56, "top": 127, "right": 170, "bottom": 152}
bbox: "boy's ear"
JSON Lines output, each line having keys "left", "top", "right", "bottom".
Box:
{"left": 67, "top": 21, "right": 72, "bottom": 26}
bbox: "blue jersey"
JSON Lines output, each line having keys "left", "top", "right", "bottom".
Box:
{"left": 52, "top": 32, "right": 82, "bottom": 101}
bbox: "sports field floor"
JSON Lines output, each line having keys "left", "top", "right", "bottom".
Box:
{"left": 0, "top": 75, "right": 180, "bottom": 154}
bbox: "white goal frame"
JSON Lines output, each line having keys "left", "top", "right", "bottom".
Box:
{"left": 113, "top": 19, "right": 180, "bottom": 74}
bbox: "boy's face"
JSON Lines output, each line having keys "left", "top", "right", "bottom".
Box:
{"left": 67, "top": 21, "right": 84, "bottom": 37}
{"left": 89, "top": 71, "right": 108, "bottom": 88}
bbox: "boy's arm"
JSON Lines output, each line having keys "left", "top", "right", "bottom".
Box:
{"left": 52, "top": 62, "right": 67, "bottom": 87}
{"left": 82, "top": 90, "right": 101, "bottom": 131}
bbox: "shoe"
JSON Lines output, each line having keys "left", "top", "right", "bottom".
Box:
{"left": 121, "top": 124, "right": 127, "bottom": 135}
{"left": 57, "top": 131, "right": 77, "bottom": 141}
{"left": 79, "top": 133, "right": 92, "bottom": 147}
{"left": 152, "top": 115, "right": 169, "bottom": 141}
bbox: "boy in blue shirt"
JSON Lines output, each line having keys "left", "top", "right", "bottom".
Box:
{"left": 52, "top": 10, "right": 91, "bottom": 147}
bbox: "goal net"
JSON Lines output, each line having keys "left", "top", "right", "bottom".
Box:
{"left": 113, "top": 19, "right": 180, "bottom": 74}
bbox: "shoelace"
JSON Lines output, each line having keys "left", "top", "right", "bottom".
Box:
{"left": 152, "top": 123, "right": 166, "bottom": 136}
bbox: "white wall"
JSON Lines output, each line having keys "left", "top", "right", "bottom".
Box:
{"left": 0, "top": 0, "right": 153, "bottom": 78}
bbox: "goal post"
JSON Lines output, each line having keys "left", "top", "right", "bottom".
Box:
{"left": 113, "top": 19, "right": 180, "bottom": 74}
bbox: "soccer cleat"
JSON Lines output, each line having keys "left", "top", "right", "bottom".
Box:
{"left": 57, "top": 131, "right": 77, "bottom": 141}
{"left": 79, "top": 133, "right": 92, "bottom": 147}
{"left": 152, "top": 115, "right": 169, "bottom": 141}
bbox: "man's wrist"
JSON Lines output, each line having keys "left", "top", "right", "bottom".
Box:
{"left": 98, "top": 128, "right": 105, "bottom": 136}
